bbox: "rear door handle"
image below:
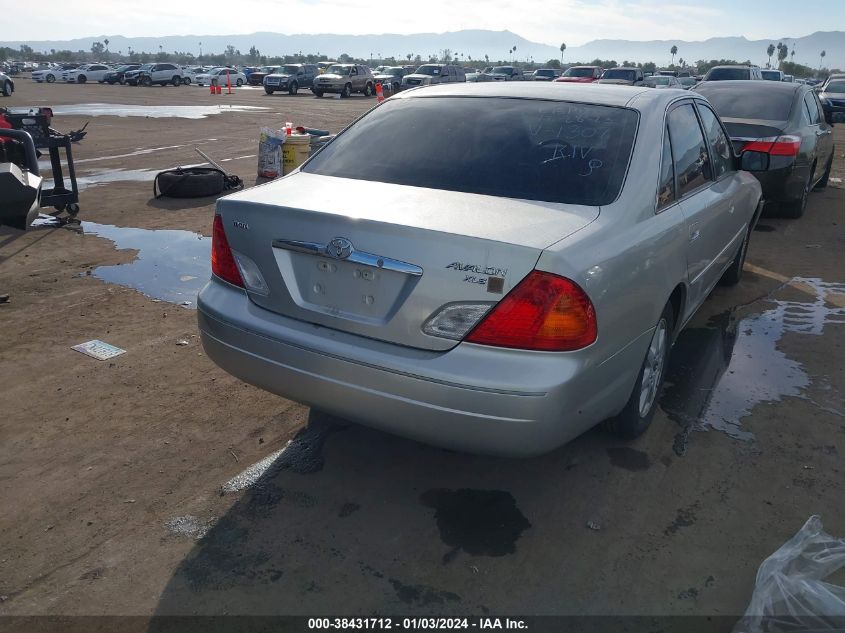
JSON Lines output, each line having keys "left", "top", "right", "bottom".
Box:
{"left": 816, "top": 129, "right": 832, "bottom": 136}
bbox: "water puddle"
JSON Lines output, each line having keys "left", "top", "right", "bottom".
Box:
{"left": 81, "top": 222, "right": 210, "bottom": 306}
{"left": 51, "top": 103, "right": 269, "bottom": 119}
{"left": 661, "top": 278, "right": 845, "bottom": 454}
{"left": 420, "top": 489, "right": 531, "bottom": 562}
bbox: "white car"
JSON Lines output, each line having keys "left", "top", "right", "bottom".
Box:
{"left": 32, "top": 65, "right": 77, "bottom": 83}
{"left": 180, "top": 66, "right": 206, "bottom": 85}
{"left": 62, "top": 64, "right": 111, "bottom": 84}
{"left": 195, "top": 67, "right": 246, "bottom": 87}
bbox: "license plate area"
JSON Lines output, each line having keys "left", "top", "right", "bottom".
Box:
{"left": 271, "top": 249, "right": 417, "bottom": 324}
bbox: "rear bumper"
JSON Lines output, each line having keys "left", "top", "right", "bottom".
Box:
{"left": 751, "top": 163, "right": 810, "bottom": 204}
{"left": 197, "top": 279, "right": 649, "bottom": 457}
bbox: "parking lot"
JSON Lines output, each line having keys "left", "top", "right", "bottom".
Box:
{"left": 1, "top": 80, "right": 845, "bottom": 620}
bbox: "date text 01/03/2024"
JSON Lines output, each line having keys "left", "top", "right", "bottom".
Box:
{"left": 307, "top": 617, "right": 528, "bottom": 630}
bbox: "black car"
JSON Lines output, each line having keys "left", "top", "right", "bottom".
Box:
{"left": 247, "top": 65, "right": 280, "bottom": 86}
{"left": 818, "top": 80, "right": 845, "bottom": 123}
{"left": 372, "top": 67, "right": 408, "bottom": 92}
{"left": 694, "top": 80, "right": 835, "bottom": 217}
{"left": 104, "top": 64, "right": 141, "bottom": 85}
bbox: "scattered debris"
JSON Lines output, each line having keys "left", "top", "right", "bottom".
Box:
{"left": 71, "top": 340, "right": 126, "bottom": 361}
{"left": 0, "top": 293, "right": 9, "bottom": 304}
{"left": 165, "top": 515, "right": 214, "bottom": 540}
{"left": 586, "top": 520, "right": 602, "bottom": 531}
{"left": 229, "top": 450, "right": 239, "bottom": 463}
{"left": 175, "top": 340, "right": 190, "bottom": 346}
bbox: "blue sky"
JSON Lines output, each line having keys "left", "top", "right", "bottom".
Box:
{"left": 6, "top": 0, "right": 844, "bottom": 45}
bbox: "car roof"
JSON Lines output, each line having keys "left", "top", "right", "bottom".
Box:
{"left": 694, "top": 79, "right": 803, "bottom": 94}
{"left": 395, "top": 82, "right": 692, "bottom": 109}
{"left": 607, "top": 67, "right": 639, "bottom": 70}
{"left": 709, "top": 65, "right": 756, "bottom": 69}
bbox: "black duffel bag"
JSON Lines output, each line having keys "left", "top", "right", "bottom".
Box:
{"left": 153, "top": 167, "right": 243, "bottom": 199}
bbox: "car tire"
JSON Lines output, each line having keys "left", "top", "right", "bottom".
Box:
{"left": 211, "top": 78, "right": 218, "bottom": 87}
{"left": 814, "top": 150, "right": 833, "bottom": 190}
{"left": 141, "top": 76, "right": 152, "bottom": 87}
{"left": 604, "top": 303, "right": 674, "bottom": 439}
{"left": 781, "top": 172, "right": 811, "bottom": 218}
{"left": 154, "top": 168, "right": 226, "bottom": 198}
{"left": 77, "top": 75, "right": 87, "bottom": 84}
{"left": 2, "top": 81, "right": 12, "bottom": 97}
{"left": 183, "top": 77, "right": 191, "bottom": 85}
{"left": 313, "top": 90, "right": 324, "bottom": 98}
{"left": 236, "top": 78, "right": 243, "bottom": 87}
{"left": 119, "top": 77, "right": 125, "bottom": 85}
{"left": 264, "top": 87, "right": 275, "bottom": 95}
{"left": 341, "top": 83, "right": 352, "bottom": 98}
{"left": 289, "top": 81, "right": 298, "bottom": 95}
{"left": 172, "top": 76, "right": 181, "bottom": 86}
{"left": 46, "top": 74, "right": 55, "bottom": 83}
{"left": 363, "top": 82, "right": 374, "bottom": 96}
{"left": 719, "top": 225, "right": 752, "bottom": 287}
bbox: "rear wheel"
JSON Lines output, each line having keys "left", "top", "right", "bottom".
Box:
{"left": 264, "top": 87, "right": 275, "bottom": 95}
{"left": 172, "top": 76, "right": 181, "bottom": 86}
{"left": 341, "top": 83, "right": 352, "bottom": 98}
{"left": 313, "top": 89, "right": 324, "bottom": 98}
{"left": 363, "top": 82, "right": 374, "bottom": 96}
{"left": 604, "top": 304, "right": 674, "bottom": 439}
{"left": 119, "top": 77, "right": 126, "bottom": 85}
{"left": 183, "top": 77, "right": 191, "bottom": 85}
{"left": 814, "top": 150, "right": 834, "bottom": 190}
{"left": 781, "top": 172, "right": 811, "bottom": 218}
{"left": 2, "top": 81, "right": 12, "bottom": 97}
{"left": 236, "top": 78, "right": 244, "bottom": 87}
{"left": 288, "top": 81, "right": 298, "bottom": 95}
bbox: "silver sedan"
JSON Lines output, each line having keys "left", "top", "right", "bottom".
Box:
{"left": 198, "top": 83, "right": 762, "bottom": 456}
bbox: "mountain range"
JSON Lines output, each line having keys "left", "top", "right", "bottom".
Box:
{"left": 3, "top": 29, "right": 843, "bottom": 69}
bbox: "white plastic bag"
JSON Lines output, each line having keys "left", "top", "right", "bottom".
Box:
{"left": 734, "top": 515, "right": 845, "bottom": 633}
{"left": 258, "top": 127, "right": 284, "bottom": 178}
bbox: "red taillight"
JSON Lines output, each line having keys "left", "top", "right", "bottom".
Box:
{"left": 741, "top": 135, "right": 801, "bottom": 157}
{"left": 465, "top": 271, "right": 597, "bottom": 351}
{"left": 211, "top": 214, "right": 244, "bottom": 288}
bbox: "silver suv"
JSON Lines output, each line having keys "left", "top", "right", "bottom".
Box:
{"left": 702, "top": 65, "right": 764, "bottom": 81}
{"left": 312, "top": 64, "right": 374, "bottom": 98}
{"left": 402, "top": 64, "right": 466, "bottom": 88}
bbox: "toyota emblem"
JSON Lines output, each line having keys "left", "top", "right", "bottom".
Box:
{"left": 327, "top": 237, "right": 353, "bottom": 260}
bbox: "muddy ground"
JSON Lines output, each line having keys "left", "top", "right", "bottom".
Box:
{"left": 1, "top": 81, "right": 844, "bottom": 624}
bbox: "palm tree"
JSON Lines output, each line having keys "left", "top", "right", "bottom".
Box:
{"left": 766, "top": 43, "right": 775, "bottom": 68}
{"left": 560, "top": 42, "right": 566, "bottom": 64}
{"left": 670, "top": 45, "right": 678, "bottom": 65}
{"left": 819, "top": 50, "right": 826, "bottom": 70}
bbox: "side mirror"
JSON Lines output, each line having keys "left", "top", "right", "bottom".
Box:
{"left": 740, "top": 150, "right": 770, "bottom": 172}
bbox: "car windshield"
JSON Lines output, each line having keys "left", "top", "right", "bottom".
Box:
{"left": 115, "top": 66, "right": 133, "bottom": 72}
{"left": 696, "top": 85, "right": 795, "bottom": 121}
{"left": 280, "top": 66, "right": 301, "bottom": 74}
{"left": 680, "top": 77, "right": 696, "bottom": 86}
{"left": 492, "top": 67, "right": 513, "bottom": 74}
{"left": 646, "top": 77, "right": 671, "bottom": 85}
{"left": 139, "top": 64, "right": 154, "bottom": 70}
{"left": 603, "top": 69, "right": 635, "bottom": 81}
{"left": 416, "top": 65, "right": 442, "bottom": 76}
{"left": 706, "top": 68, "right": 751, "bottom": 80}
{"left": 761, "top": 71, "right": 781, "bottom": 80}
{"left": 563, "top": 67, "right": 596, "bottom": 77}
{"left": 824, "top": 82, "right": 845, "bottom": 93}
{"left": 535, "top": 70, "right": 555, "bottom": 77}
{"left": 304, "top": 97, "right": 638, "bottom": 206}
{"left": 326, "top": 65, "right": 351, "bottom": 75}
{"left": 259, "top": 66, "right": 277, "bottom": 73}
{"left": 383, "top": 68, "right": 403, "bottom": 76}
{"left": 208, "top": 67, "right": 226, "bottom": 74}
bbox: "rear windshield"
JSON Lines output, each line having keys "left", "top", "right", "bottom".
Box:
{"left": 303, "top": 97, "right": 638, "bottom": 206}
{"left": 563, "top": 67, "right": 596, "bottom": 77}
{"left": 761, "top": 70, "right": 781, "bottom": 81}
{"left": 603, "top": 69, "right": 635, "bottom": 81}
{"left": 696, "top": 86, "right": 795, "bottom": 121}
{"left": 824, "top": 82, "right": 845, "bottom": 94}
{"left": 706, "top": 68, "right": 751, "bottom": 81}
{"left": 535, "top": 69, "right": 555, "bottom": 77}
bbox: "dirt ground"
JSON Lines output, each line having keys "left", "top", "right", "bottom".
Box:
{"left": 1, "top": 81, "right": 844, "bottom": 624}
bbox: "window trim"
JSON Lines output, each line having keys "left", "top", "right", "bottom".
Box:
{"left": 655, "top": 122, "right": 677, "bottom": 214}
{"left": 664, "top": 99, "right": 715, "bottom": 204}
{"left": 692, "top": 100, "right": 735, "bottom": 184}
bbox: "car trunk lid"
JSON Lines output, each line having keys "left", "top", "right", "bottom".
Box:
{"left": 217, "top": 172, "right": 599, "bottom": 351}
{"left": 722, "top": 117, "right": 788, "bottom": 153}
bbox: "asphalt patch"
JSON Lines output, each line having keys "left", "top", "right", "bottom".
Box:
{"left": 606, "top": 447, "right": 651, "bottom": 471}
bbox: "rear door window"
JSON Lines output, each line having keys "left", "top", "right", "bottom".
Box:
{"left": 304, "top": 97, "right": 639, "bottom": 206}
{"left": 697, "top": 104, "right": 733, "bottom": 179}
{"left": 657, "top": 127, "right": 676, "bottom": 211}
{"left": 668, "top": 103, "right": 712, "bottom": 197}
{"left": 804, "top": 93, "right": 821, "bottom": 123}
